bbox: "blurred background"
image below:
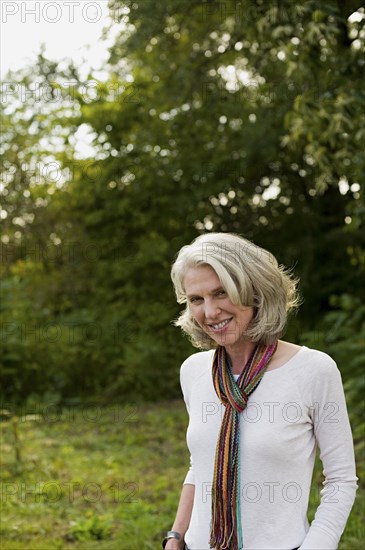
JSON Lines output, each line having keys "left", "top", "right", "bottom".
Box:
{"left": 0, "top": 1, "right": 364, "bottom": 548}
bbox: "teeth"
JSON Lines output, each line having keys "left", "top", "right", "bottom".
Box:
{"left": 212, "top": 319, "right": 231, "bottom": 330}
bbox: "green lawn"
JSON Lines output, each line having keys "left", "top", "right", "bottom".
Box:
{"left": 1, "top": 401, "right": 363, "bottom": 549}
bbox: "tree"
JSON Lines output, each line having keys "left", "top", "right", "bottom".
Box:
{"left": 0, "top": 0, "right": 364, "bottom": 403}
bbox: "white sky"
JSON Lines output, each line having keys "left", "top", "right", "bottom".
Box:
{"left": 0, "top": 0, "right": 118, "bottom": 78}
{"left": 0, "top": 1, "right": 127, "bottom": 157}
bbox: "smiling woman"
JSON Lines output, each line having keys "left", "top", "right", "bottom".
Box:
{"left": 163, "top": 233, "right": 358, "bottom": 550}
{"left": 171, "top": 232, "right": 299, "bottom": 351}
{"left": 182, "top": 265, "right": 255, "bottom": 373}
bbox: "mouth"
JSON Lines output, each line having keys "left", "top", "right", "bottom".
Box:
{"left": 207, "top": 317, "right": 233, "bottom": 333}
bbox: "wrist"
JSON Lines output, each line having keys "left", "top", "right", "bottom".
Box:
{"left": 162, "top": 530, "right": 182, "bottom": 549}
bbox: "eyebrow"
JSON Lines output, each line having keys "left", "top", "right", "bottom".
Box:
{"left": 187, "top": 286, "right": 225, "bottom": 299}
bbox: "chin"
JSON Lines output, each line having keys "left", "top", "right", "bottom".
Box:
{"left": 212, "top": 334, "right": 237, "bottom": 346}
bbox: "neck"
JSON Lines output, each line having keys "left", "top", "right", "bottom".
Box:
{"left": 224, "top": 339, "right": 257, "bottom": 375}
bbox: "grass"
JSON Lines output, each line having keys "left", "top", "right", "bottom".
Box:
{"left": 0, "top": 400, "right": 363, "bottom": 549}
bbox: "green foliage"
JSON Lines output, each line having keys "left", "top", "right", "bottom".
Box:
{"left": 0, "top": 1, "right": 364, "bottom": 406}
{"left": 67, "top": 513, "right": 113, "bottom": 542}
{"left": 0, "top": 401, "right": 363, "bottom": 549}
{"left": 3, "top": 2, "right": 363, "bottom": 540}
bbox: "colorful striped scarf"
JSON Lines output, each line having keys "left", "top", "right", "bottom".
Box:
{"left": 209, "top": 342, "right": 278, "bottom": 550}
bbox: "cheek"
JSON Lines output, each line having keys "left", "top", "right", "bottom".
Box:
{"left": 224, "top": 299, "right": 239, "bottom": 313}
{"left": 241, "top": 311, "right": 254, "bottom": 327}
{"left": 189, "top": 306, "right": 202, "bottom": 323}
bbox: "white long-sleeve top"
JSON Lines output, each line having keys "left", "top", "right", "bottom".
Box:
{"left": 180, "top": 345, "right": 358, "bottom": 550}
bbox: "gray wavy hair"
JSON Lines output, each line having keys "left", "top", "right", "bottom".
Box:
{"left": 170, "top": 232, "right": 301, "bottom": 348}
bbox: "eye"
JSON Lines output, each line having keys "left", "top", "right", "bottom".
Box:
{"left": 216, "top": 289, "right": 227, "bottom": 297}
{"left": 189, "top": 296, "right": 202, "bottom": 304}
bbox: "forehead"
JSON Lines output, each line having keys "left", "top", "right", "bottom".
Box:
{"left": 183, "top": 264, "right": 221, "bottom": 294}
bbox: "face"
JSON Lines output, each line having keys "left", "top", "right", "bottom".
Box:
{"left": 183, "top": 264, "right": 255, "bottom": 350}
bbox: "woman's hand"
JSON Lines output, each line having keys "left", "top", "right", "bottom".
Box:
{"left": 164, "top": 538, "right": 184, "bottom": 550}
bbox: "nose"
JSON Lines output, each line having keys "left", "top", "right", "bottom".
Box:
{"left": 203, "top": 298, "right": 221, "bottom": 321}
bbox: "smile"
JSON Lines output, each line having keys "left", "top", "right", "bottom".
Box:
{"left": 208, "top": 318, "right": 233, "bottom": 332}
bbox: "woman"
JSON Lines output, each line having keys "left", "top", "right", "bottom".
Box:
{"left": 162, "top": 233, "right": 358, "bottom": 550}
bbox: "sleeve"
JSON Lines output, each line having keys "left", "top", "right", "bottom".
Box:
{"left": 299, "top": 356, "right": 358, "bottom": 550}
{"left": 180, "top": 357, "right": 196, "bottom": 486}
{"left": 183, "top": 455, "right": 195, "bottom": 485}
